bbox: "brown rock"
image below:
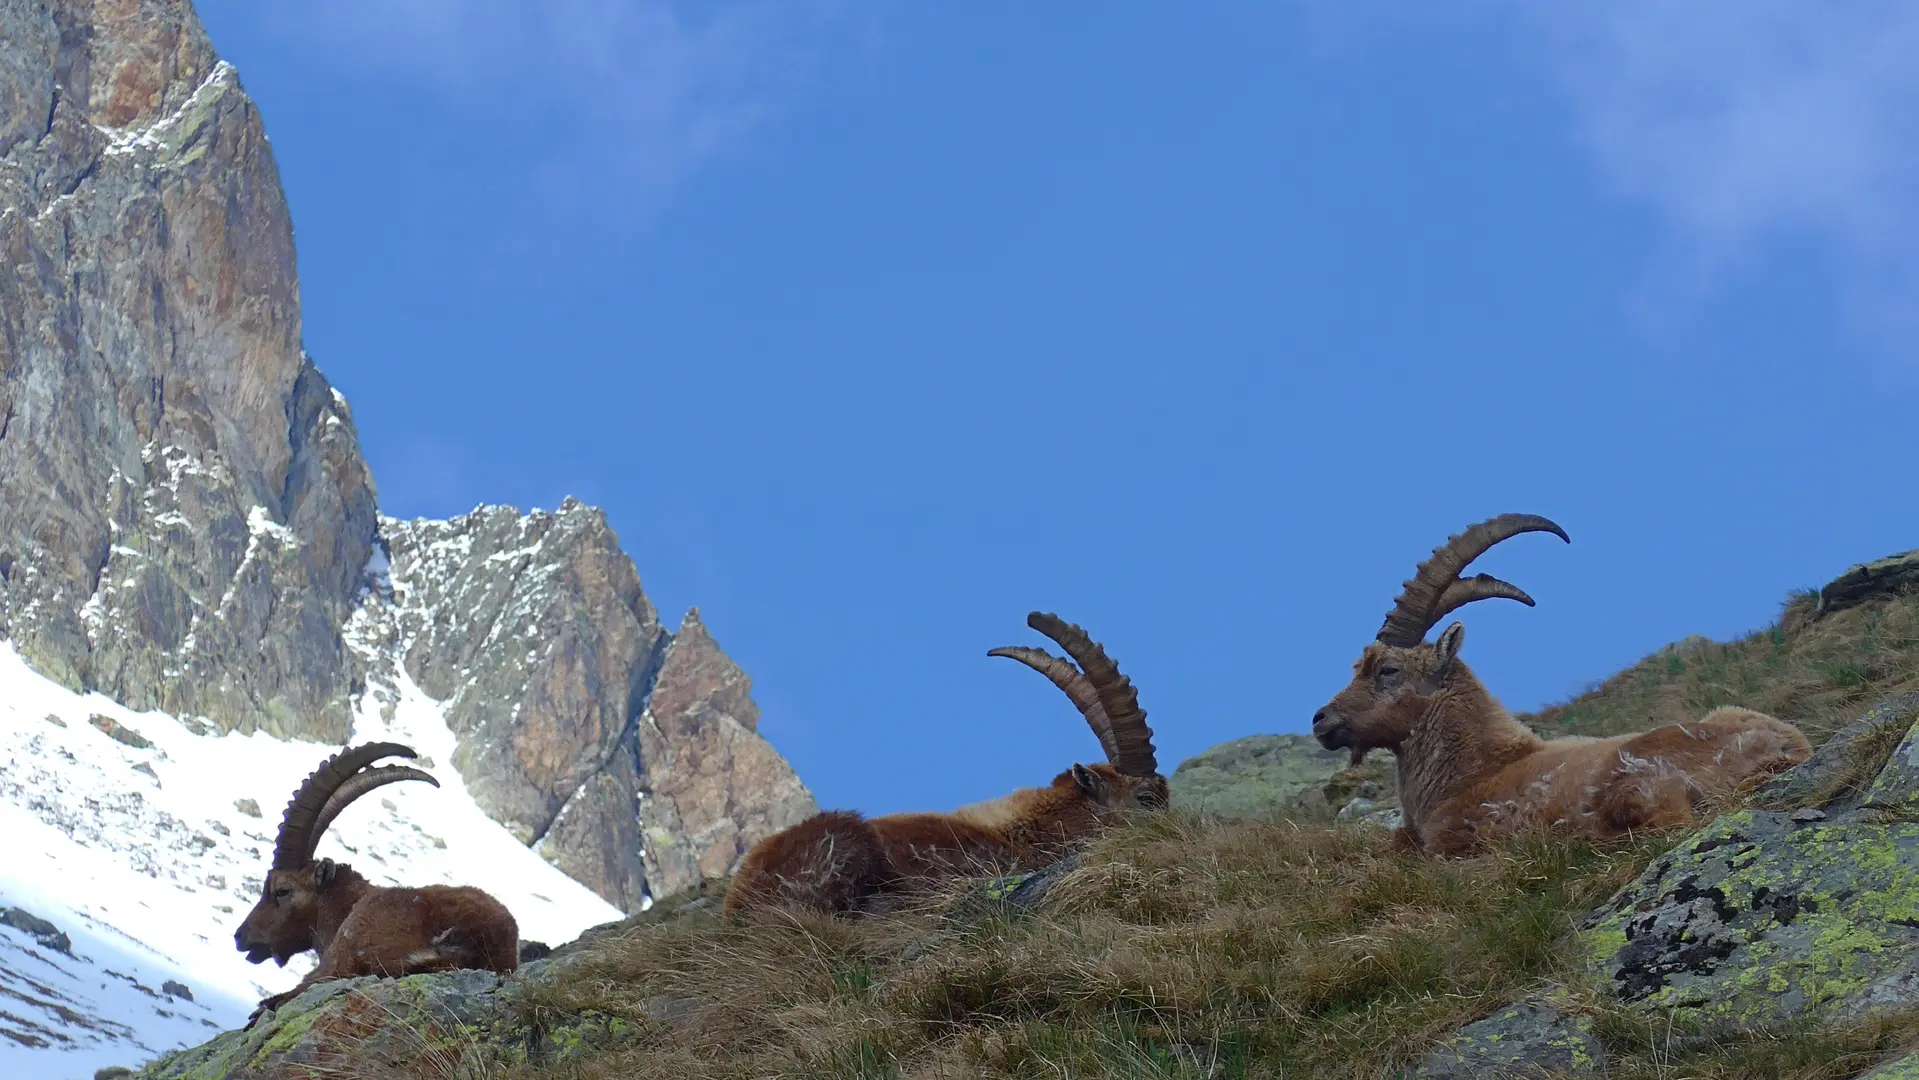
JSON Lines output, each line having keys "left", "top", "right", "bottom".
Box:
{"left": 637, "top": 609, "right": 818, "bottom": 899}
{"left": 0, "top": 0, "right": 375, "bottom": 740}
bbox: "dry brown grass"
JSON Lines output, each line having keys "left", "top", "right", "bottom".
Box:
{"left": 475, "top": 809, "right": 1668, "bottom": 1080}
{"left": 1525, "top": 591, "right": 1919, "bottom": 746}
{"left": 369, "top": 589, "right": 1919, "bottom": 1080}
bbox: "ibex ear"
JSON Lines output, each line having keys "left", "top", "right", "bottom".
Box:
{"left": 315, "top": 858, "right": 340, "bottom": 889}
{"left": 1433, "top": 622, "right": 1466, "bottom": 679}
{"left": 1071, "top": 763, "right": 1103, "bottom": 797}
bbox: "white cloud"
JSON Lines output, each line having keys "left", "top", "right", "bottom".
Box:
{"left": 1295, "top": 0, "right": 1919, "bottom": 354}
{"left": 1514, "top": 2, "right": 1919, "bottom": 349}
{"left": 254, "top": 0, "right": 852, "bottom": 231}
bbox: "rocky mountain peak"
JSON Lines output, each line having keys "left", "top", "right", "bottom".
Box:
{"left": 0, "top": 0, "right": 817, "bottom": 927}
{"left": 2, "top": 0, "right": 376, "bottom": 741}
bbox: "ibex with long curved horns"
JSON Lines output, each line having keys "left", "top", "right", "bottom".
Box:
{"left": 1311, "top": 514, "right": 1811, "bottom": 856}
{"left": 724, "top": 612, "right": 1167, "bottom": 918}
{"left": 233, "top": 742, "right": 520, "bottom": 1027}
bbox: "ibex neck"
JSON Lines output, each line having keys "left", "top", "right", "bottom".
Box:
{"left": 1395, "top": 662, "right": 1544, "bottom": 826}
{"left": 312, "top": 870, "right": 375, "bottom": 955}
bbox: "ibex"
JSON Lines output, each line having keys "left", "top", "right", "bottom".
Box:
{"left": 724, "top": 612, "right": 1166, "bottom": 918}
{"left": 1311, "top": 513, "right": 1811, "bottom": 857}
{"left": 234, "top": 742, "right": 521, "bottom": 1026}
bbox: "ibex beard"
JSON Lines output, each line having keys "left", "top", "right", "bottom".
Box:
{"left": 724, "top": 612, "right": 1168, "bottom": 919}
{"left": 1311, "top": 513, "right": 1812, "bottom": 857}
{"left": 233, "top": 742, "right": 520, "bottom": 1027}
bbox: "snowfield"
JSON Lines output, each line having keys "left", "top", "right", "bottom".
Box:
{"left": 0, "top": 632, "right": 625, "bottom": 1080}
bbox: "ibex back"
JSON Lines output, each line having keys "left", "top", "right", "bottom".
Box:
{"left": 1311, "top": 513, "right": 1811, "bottom": 856}
{"left": 724, "top": 612, "right": 1168, "bottom": 918}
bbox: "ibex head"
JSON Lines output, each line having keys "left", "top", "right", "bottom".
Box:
{"left": 1312, "top": 514, "right": 1569, "bottom": 764}
{"left": 990, "top": 611, "right": 1169, "bottom": 813}
{"left": 234, "top": 742, "right": 438, "bottom": 966}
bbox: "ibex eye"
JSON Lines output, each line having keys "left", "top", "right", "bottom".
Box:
{"left": 272, "top": 887, "right": 291, "bottom": 899}
{"left": 1378, "top": 666, "right": 1401, "bottom": 678}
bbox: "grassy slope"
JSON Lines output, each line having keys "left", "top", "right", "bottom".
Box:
{"left": 1523, "top": 590, "right": 1917, "bottom": 745}
{"left": 406, "top": 588, "right": 1919, "bottom": 1080}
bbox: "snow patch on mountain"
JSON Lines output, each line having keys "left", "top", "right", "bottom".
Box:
{"left": 0, "top": 605, "right": 624, "bottom": 1079}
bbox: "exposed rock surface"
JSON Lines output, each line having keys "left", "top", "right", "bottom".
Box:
{"left": 1578, "top": 694, "right": 1919, "bottom": 1031}
{"left": 380, "top": 504, "right": 663, "bottom": 865}
{"left": 1408, "top": 1001, "right": 1603, "bottom": 1080}
{"left": 0, "top": 0, "right": 376, "bottom": 740}
{"left": 1424, "top": 693, "right": 1919, "bottom": 1077}
{"left": 377, "top": 504, "right": 817, "bottom": 911}
{"left": 131, "top": 965, "right": 635, "bottom": 1080}
{"left": 1861, "top": 1052, "right": 1919, "bottom": 1080}
{"left": 0, "top": 0, "right": 816, "bottom": 927}
{"left": 1170, "top": 732, "right": 1396, "bottom": 821}
{"left": 1817, "top": 550, "right": 1919, "bottom": 617}
{"left": 631, "top": 608, "right": 819, "bottom": 899}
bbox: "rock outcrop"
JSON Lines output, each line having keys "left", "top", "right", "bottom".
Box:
{"left": 0, "top": 0, "right": 815, "bottom": 925}
{"left": 0, "top": 0, "right": 376, "bottom": 741}
{"left": 1817, "top": 549, "right": 1919, "bottom": 617}
{"left": 631, "top": 607, "right": 818, "bottom": 899}
{"left": 376, "top": 503, "right": 817, "bottom": 911}
{"left": 1581, "top": 694, "right": 1919, "bottom": 1030}
{"left": 1170, "top": 732, "right": 1396, "bottom": 822}
{"left": 131, "top": 966, "right": 633, "bottom": 1080}
{"left": 1416, "top": 693, "right": 1919, "bottom": 1078}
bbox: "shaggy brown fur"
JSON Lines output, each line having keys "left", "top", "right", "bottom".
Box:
{"left": 234, "top": 743, "right": 520, "bottom": 1026}
{"left": 724, "top": 614, "right": 1169, "bottom": 919}
{"left": 1312, "top": 515, "right": 1812, "bottom": 856}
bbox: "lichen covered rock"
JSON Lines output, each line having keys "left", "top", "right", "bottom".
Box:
{"left": 1169, "top": 733, "right": 1393, "bottom": 820}
{"left": 133, "top": 962, "right": 639, "bottom": 1080}
{"left": 1748, "top": 693, "right": 1919, "bottom": 812}
{"left": 1407, "top": 1001, "right": 1603, "bottom": 1080}
{"left": 1578, "top": 696, "right": 1919, "bottom": 1031}
{"left": 1859, "top": 1050, "right": 1919, "bottom": 1079}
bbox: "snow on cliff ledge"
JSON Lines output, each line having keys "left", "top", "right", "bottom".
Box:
{"left": 0, "top": 636, "right": 624, "bottom": 1080}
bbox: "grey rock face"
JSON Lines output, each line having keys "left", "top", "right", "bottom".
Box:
{"left": 1858, "top": 1051, "right": 1919, "bottom": 1080}
{"left": 380, "top": 505, "right": 817, "bottom": 910}
{"left": 1170, "top": 732, "right": 1397, "bottom": 821}
{"left": 134, "top": 960, "right": 641, "bottom": 1080}
{"left": 1403, "top": 695, "right": 1919, "bottom": 1077}
{"left": 1749, "top": 693, "right": 1919, "bottom": 812}
{"left": 1, "top": 0, "right": 818, "bottom": 921}
{"left": 0, "top": 0, "right": 375, "bottom": 739}
{"left": 382, "top": 502, "right": 663, "bottom": 854}
{"left": 633, "top": 608, "right": 819, "bottom": 899}
{"left": 1, "top": 905, "right": 72, "bottom": 955}
{"left": 1570, "top": 695, "right": 1919, "bottom": 1033}
{"left": 1407, "top": 1001, "right": 1603, "bottom": 1080}
{"left": 1817, "top": 549, "right": 1919, "bottom": 617}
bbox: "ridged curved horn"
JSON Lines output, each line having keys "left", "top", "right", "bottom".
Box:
{"left": 272, "top": 742, "right": 426, "bottom": 869}
{"left": 988, "top": 645, "right": 1121, "bottom": 763}
{"left": 308, "top": 765, "right": 440, "bottom": 859}
{"left": 1429, "top": 575, "right": 1538, "bottom": 626}
{"left": 1025, "top": 612, "right": 1158, "bottom": 777}
{"left": 1375, "top": 514, "right": 1569, "bottom": 647}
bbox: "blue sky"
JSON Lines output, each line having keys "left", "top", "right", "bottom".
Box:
{"left": 194, "top": 1, "right": 1919, "bottom": 817}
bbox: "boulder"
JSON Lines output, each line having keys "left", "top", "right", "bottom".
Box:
{"left": 1170, "top": 733, "right": 1393, "bottom": 820}
{"left": 1407, "top": 1001, "right": 1603, "bottom": 1080}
